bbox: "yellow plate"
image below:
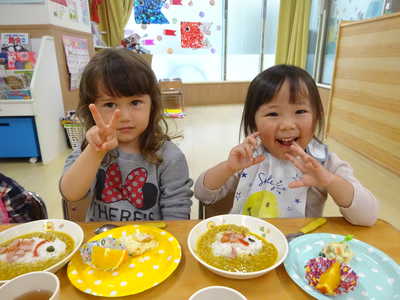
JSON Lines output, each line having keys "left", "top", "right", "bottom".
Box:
{"left": 67, "top": 225, "right": 181, "bottom": 297}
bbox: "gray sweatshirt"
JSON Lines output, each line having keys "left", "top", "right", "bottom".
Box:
{"left": 62, "top": 141, "right": 193, "bottom": 222}
{"left": 195, "top": 148, "right": 378, "bottom": 226}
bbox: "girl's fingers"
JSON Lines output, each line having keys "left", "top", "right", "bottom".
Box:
{"left": 288, "top": 180, "right": 306, "bottom": 188}
{"left": 244, "top": 143, "right": 253, "bottom": 159}
{"left": 246, "top": 133, "right": 259, "bottom": 149}
{"left": 93, "top": 135, "right": 103, "bottom": 148}
{"left": 289, "top": 141, "right": 309, "bottom": 160}
{"left": 109, "top": 109, "right": 121, "bottom": 130}
{"left": 252, "top": 154, "right": 265, "bottom": 165}
{"left": 285, "top": 153, "right": 306, "bottom": 173}
{"left": 89, "top": 104, "right": 106, "bottom": 129}
{"left": 236, "top": 147, "right": 248, "bottom": 160}
{"left": 290, "top": 142, "right": 319, "bottom": 169}
{"left": 102, "top": 139, "right": 118, "bottom": 151}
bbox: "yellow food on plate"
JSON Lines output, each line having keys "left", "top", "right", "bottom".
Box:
{"left": 119, "top": 232, "right": 158, "bottom": 256}
{"left": 315, "top": 261, "right": 341, "bottom": 295}
{"left": 91, "top": 246, "right": 127, "bottom": 271}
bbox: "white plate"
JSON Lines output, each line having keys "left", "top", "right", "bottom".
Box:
{"left": 0, "top": 219, "right": 84, "bottom": 284}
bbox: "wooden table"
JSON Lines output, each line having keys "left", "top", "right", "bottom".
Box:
{"left": 1, "top": 218, "right": 399, "bottom": 299}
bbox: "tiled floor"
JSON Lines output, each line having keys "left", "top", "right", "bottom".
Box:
{"left": 1, "top": 105, "right": 399, "bottom": 229}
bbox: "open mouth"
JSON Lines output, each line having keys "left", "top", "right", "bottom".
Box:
{"left": 276, "top": 137, "right": 298, "bottom": 146}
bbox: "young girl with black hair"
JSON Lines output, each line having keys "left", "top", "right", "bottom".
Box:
{"left": 195, "top": 65, "right": 378, "bottom": 226}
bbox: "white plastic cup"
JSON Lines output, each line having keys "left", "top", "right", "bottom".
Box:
{"left": 0, "top": 271, "right": 60, "bottom": 300}
{"left": 189, "top": 286, "right": 247, "bottom": 300}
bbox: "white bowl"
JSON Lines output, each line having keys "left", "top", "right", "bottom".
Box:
{"left": 187, "top": 214, "right": 288, "bottom": 279}
{"left": 0, "top": 271, "right": 60, "bottom": 300}
{"left": 0, "top": 219, "right": 84, "bottom": 285}
{"left": 189, "top": 286, "right": 247, "bottom": 300}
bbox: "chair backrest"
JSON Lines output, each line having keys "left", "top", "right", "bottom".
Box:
{"left": 25, "top": 191, "right": 48, "bottom": 220}
{"left": 198, "top": 191, "right": 235, "bottom": 219}
{"left": 62, "top": 196, "right": 90, "bottom": 222}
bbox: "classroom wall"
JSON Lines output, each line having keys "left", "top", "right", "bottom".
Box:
{"left": 0, "top": 1, "right": 91, "bottom": 33}
{"left": 0, "top": 4, "right": 49, "bottom": 25}
{"left": 183, "top": 81, "right": 250, "bottom": 106}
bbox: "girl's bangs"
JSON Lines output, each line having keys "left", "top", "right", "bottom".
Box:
{"left": 99, "top": 56, "right": 154, "bottom": 98}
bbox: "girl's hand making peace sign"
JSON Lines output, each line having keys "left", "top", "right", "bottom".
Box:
{"left": 285, "top": 142, "right": 335, "bottom": 189}
{"left": 227, "top": 132, "right": 265, "bottom": 173}
{"left": 86, "top": 104, "right": 121, "bottom": 152}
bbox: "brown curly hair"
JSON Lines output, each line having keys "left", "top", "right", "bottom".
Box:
{"left": 77, "top": 48, "right": 169, "bottom": 164}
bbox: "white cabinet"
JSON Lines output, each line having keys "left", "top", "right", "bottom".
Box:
{"left": 0, "top": 36, "right": 68, "bottom": 163}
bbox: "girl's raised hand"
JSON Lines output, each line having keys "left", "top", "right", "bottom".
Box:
{"left": 285, "top": 142, "right": 335, "bottom": 189}
{"left": 227, "top": 132, "right": 265, "bottom": 173}
{"left": 86, "top": 104, "right": 121, "bottom": 152}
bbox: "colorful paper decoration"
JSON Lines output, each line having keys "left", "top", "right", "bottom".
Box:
{"left": 163, "top": 29, "right": 176, "bottom": 36}
{"left": 143, "top": 39, "right": 155, "bottom": 45}
{"left": 134, "top": 0, "right": 169, "bottom": 24}
{"left": 181, "top": 22, "right": 207, "bottom": 48}
{"left": 171, "top": 0, "right": 182, "bottom": 5}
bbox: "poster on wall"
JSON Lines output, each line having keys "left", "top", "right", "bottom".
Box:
{"left": 62, "top": 35, "right": 90, "bottom": 90}
{"left": 48, "top": 0, "right": 90, "bottom": 29}
{"left": 80, "top": 0, "right": 90, "bottom": 25}
{"left": 67, "top": 0, "right": 79, "bottom": 22}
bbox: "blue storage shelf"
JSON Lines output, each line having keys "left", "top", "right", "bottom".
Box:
{"left": 0, "top": 116, "right": 40, "bottom": 159}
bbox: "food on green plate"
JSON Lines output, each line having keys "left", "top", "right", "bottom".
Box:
{"left": 196, "top": 224, "right": 277, "bottom": 272}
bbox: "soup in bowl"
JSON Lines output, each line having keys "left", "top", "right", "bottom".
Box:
{"left": 187, "top": 214, "right": 288, "bottom": 279}
{"left": 0, "top": 219, "right": 83, "bottom": 284}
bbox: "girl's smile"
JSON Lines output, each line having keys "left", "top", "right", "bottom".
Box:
{"left": 254, "top": 80, "right": 314, "bottom": 160}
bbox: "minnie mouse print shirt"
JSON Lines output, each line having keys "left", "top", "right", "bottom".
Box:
{"left": 62, "top": 141, "right": 193, "bottom": 221}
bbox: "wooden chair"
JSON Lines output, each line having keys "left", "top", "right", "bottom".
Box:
{"left": 62, "top": 197, "right": 90, "bottom": 222}
{"left": 198, "top": 191, "right": 235, "bottom": 219}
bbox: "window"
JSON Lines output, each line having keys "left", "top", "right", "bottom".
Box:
{"left": 225, "top": 0, "right": 263, "bottom": 81}
{"left": 307, "top": 0, "right": 385, "bottom": 86}
{"left": 124, "top": 0, "right": 280, "bottom": 83}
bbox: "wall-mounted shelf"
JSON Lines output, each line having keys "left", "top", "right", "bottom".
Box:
{"left": 0, "top": 36, "right": 68, "bottom": 163}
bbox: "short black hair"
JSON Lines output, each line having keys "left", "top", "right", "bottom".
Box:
{"left": 240, "top": 64, "right": 325, "bottom": 139}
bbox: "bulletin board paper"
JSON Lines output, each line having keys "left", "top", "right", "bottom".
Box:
{"left": 62, "top": 35, "right": 90, "bottom": 90}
